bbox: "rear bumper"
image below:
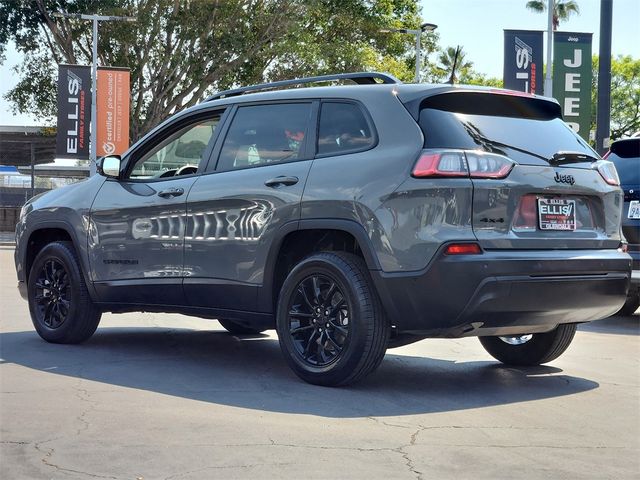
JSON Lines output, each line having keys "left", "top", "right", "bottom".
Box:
{"left": 372, "top": 248, "right": 632, "bottom": 337}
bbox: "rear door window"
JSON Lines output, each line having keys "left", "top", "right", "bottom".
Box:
{"left": 217, "top": 103, "right": 312, "bottom": 170}
{"left": 317, "top": 102, "right": 375, "bottom": 156}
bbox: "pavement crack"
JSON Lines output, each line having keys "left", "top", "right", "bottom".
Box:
{"left": 34, "top": 437, "right": 117, "bottom": 479}
{"left": 393, "top": 425, "right": 426, "bottom": 480}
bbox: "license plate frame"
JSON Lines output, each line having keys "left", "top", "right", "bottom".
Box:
{"left": 629, "top": 200, "right": 640, "bottom": 219}
{"left": 538, "top": 198, "right": 577, "bottom": 231}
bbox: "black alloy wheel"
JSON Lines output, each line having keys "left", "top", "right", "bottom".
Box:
{"left": 288, "top": 273, "right": 350, "bottom": 367}
{"left": 276, "top": 252, "right": 389, "bottom": 387}
{"left": 28, "top": 241, "right": 101, "bottom": 344}
{"left": 33, "top": 259, "right": 71, "bottom": 329}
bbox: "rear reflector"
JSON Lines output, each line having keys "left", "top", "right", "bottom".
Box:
{"left": 444, "top": 243, "right": 482, "bottom": 255}
{"left": 412, "top": 150, "right": 514, "bottom": 179}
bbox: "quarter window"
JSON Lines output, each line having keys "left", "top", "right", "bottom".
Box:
{"left": 317, "top": 102, "right": 374, "bottom": 155}
{"left": 218, "top": 103, "right": 312, "bottom": 170}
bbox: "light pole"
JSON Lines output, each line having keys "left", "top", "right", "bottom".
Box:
{"left": 52, "top": 12, "right": 135, "bottom": 175}
{"left": 544, "top": 0, "right": 554, "bottom": 97}
{"left": 380, "top": 22, "right": 438, "bottom": 83}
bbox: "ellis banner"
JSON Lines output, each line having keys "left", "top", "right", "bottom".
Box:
{"left": 97, "top": 67, "right": 130, "bottom": 157}
{"left": 503, "top": 30, "right": 544, "bottom": 95}
{"left": 552, "top": 32, "right": 593, "bottom": 140}
{"left": 56, "top": 64, "right": 91, "bottom": 159}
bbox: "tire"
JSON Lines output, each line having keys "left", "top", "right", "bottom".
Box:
{"left": 478, "top": 323, "right": 577, "bottom": 366}
{"left": 616, "top": 293, "right": 640, "bottom": 317}
{"left": 27, "top": 241, "right": 101, "bottom": 344}
{"left": 218, "top": 319, "right": 265, "bottom": 335}
{"left": 276, "top": 252, "right": 389, "bottom": 387}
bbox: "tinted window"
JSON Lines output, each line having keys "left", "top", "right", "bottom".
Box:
{"left": 317, "top": 102, "right": 374, "bottom": 155}
{"left": 129, "top": 116, "right": 220, "bottom": 179}
{"left": 218, "top": 103, "right": 312, "bottom": 170}
{"left": 418, "top": 94, "right": 597, "bottom": 166}
{"left": 608, "top": 139, "right": 640, "bottom": 185}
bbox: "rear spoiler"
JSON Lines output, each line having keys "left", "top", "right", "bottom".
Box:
{"left": 396, "top": 86, "right": 562, "bottom": 121}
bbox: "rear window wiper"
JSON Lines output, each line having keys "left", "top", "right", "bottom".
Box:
{"left": 549, "top": 151, "right": 600, "bottom": 165}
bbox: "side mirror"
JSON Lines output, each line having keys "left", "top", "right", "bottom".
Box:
{"left": 97, "top": 155, "right": 121, "bottom": 179}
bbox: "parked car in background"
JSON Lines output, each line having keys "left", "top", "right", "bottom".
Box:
{"left": 605, "top": 135, "right": 640, "bottom": 315}
{"left": 14, "top": 72, "right": 632, "bottom": 386}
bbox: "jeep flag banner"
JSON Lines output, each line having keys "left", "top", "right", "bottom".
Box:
{"left": 552, "top": 32, "right": 593, "bottom": 140}
{"left": 503, "top": 30, "right": 544, "bottom": 95}
{"left": 96, "top": 67, "right": 130, "bottom": 157}
{"left": 56, "top": 64, "right": 91, "bottom": 159}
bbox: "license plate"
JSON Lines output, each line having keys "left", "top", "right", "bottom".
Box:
{"left": 629, "top": 201, "right": 640, "bottom": 219}
{"left": 538, "top": 198, "right": 576, "bottom": 231}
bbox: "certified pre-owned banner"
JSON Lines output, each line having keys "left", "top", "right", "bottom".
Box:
{"left": 553, "top": 32, "right": 593, "bottom": 140}
{"left": 97, "top": 67, "right": 130, "bottom": 157}
{"left": 56, "top": 64, "right": 91, "bottom": 159}
{"left": 503, "top": 30, "right": 544, "bottom": 95}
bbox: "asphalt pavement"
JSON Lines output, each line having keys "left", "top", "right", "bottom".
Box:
{"left": 1, "top": 245, "right": 639, "bottom": 479}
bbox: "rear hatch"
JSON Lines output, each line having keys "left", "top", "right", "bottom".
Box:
{"left": 403, "top": 88, "right": 623, "bottom": 250}
{"left": 605, "top": 138, "right": 640, "bottom": 247}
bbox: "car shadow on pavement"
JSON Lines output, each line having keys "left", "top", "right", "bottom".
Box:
{"left": 0, "top": 327, "right": 599, "bottom": 418}
{"left": 578, "top": 314, "right": 639, "bottom": 336}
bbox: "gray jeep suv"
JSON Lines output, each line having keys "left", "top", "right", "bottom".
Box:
{"left": 14, "top": 72, "right": 632, "bottom": 386}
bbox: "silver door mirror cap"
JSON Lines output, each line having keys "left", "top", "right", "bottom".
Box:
{"left": 97, "top": 155, "right": 121, "bottom": 179}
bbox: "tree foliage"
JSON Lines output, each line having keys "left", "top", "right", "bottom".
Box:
{"left": 1, "top": 0, "right": 429, "bottom": 140}
{"left": 525, "top": 0, "right": 580, "bottom": 31}
{"left": 591, "top": 55, "right": 640, "bottom": 140}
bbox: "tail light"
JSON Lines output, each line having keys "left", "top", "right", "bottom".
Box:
{"left": 412, "top": 151, "right": 468, "bottom": 177}
{"left": 594, "top": 160, "right": 620, "bottom": 186}
{"left": 412, "top": 150, "right": 515, "bottom": 179}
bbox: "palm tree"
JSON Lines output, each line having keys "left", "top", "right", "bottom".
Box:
{"left": 526, "top": 0, "right": 580, "bottom": 31}
{"left": 438, "top": 46, "right": 472, "bottom": 84}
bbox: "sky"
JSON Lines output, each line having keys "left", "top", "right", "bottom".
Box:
{"left": 0, "top": 0, "right": 638, "bottom": 126}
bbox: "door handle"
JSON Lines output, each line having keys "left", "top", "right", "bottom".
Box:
{"left": 158, "top": 187, "right": 184, "bottom": 198}
{"left": 264, "top": 176, "right": 299, "bottom": 188}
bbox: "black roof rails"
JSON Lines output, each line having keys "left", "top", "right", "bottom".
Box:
{"left": 205, "top": 72, "right": 401, "bottom": 101}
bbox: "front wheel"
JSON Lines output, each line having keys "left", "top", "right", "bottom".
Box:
{"left": 27, "top": 241, "right": 101, "bottom": 344}
{"left": 276, "top": 252, "right": 389, "bottom": 387}
{"left": 478, "top": 324, "right": 577, "bottom": 366}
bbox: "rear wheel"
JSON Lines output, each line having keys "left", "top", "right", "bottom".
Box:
{"left": 479, "top": 324, "right": 577, "bottom": 366}
{"left": 28, "top": 241, "right": 101, "bottom": 344}
{"left": 217, "top": 319, "right": 265, "bottom": 335}
{"left": 276, "top": 252, "right": 389, "bottom": 387}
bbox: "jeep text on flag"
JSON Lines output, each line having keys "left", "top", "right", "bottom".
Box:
{"left": 552, "top": 32, "right": 593, "bottom": 141}
{"left": 503, "top": 30, "right": 544, "bottom": 95}
{"left": 97, "top": 67, "right": 130, "bottom": 157}
{"left": 56, "top": 64, "right": 91, "bottom": 159}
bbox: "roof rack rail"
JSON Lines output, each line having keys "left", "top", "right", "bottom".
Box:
{"left": 205, "top": 72, "right": 401, "bottom": 101}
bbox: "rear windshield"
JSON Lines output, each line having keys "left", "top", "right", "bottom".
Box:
{"left": 608, "top": 139, "right": 640, "bottom": 184}
{"left": 418, "top": 93, "right": 597, "bottom": 165}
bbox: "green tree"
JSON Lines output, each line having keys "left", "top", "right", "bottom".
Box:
{"left": 1, "top": 0, "right": 423, "bottom": 140}
{"left": 525, "top": 0, "right": 580, "bottom": 31}
{"left": 591, "top": 55, "right": 640, "bottom": 140}
{"left": 436, "top": 45, "right": 472, "bottom": 83}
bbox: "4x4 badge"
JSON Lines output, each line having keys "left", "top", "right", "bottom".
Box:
{"left": 554, "top": 172, "right": 575, "bottom": 185}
